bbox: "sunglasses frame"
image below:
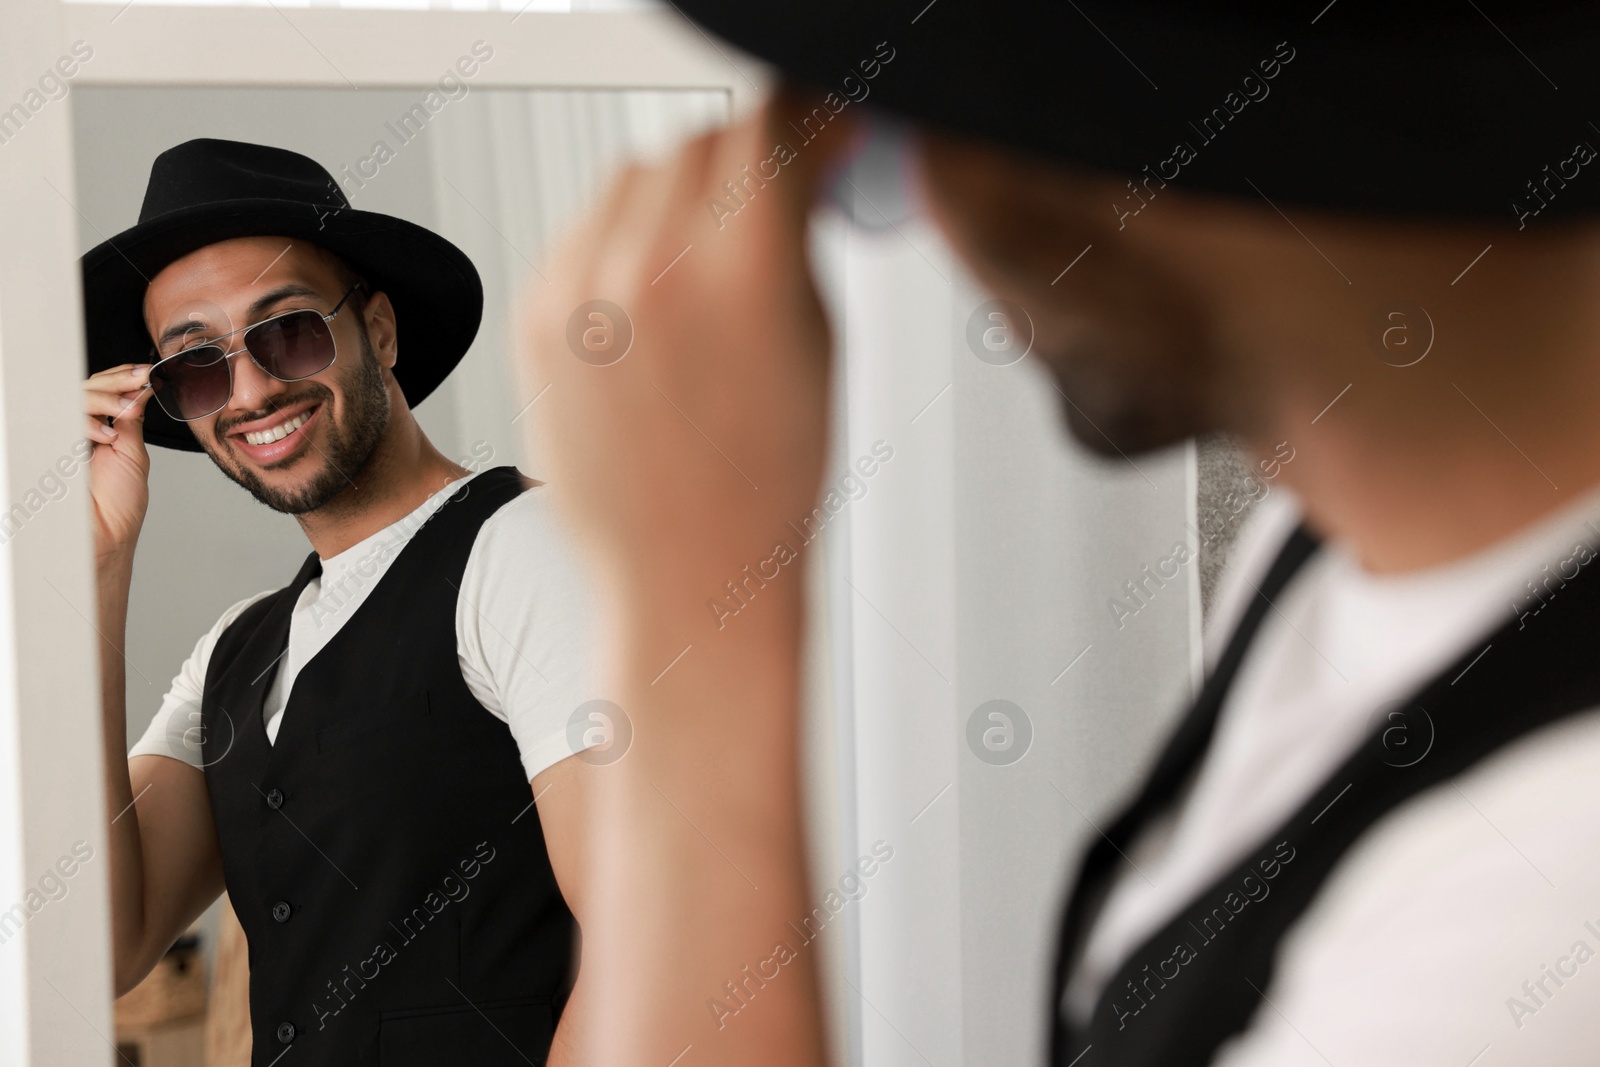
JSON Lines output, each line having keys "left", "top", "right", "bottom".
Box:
{"left": 822, "top": 115, "right": 925, "bottom": 232}
{"left": 147, "top": 280, "right": 365, "bottom": 423}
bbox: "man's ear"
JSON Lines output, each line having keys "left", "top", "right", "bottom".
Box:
{"left": 361, "top": 288, "right": 400, "bottom": 369}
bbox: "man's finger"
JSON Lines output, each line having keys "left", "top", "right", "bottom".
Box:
{"left": 758, "top": 83, "right": 861, "bottom": 230}
{"left": 88, "top": 365, "right": 152, "bottom": 392}
{"left": 110, "top": 385, "right": 151, "bottom": 425}
{"left": 85, "top": 387, "right": 148, "bottom": 421}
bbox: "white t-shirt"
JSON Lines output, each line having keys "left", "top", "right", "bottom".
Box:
{"left": 1063, "top": 483, "right": 1600, "bottom": 1066}
{"left": 130, "top": 469, "right": 603, "bottom": 783}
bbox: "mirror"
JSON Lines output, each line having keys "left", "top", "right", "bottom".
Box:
{"left": 68, "top": 80, "right": 727, "bottom": 1057}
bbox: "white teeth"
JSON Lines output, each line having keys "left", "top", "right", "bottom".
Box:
{"left": 244, "top": 410, "right": 310, "bottom": 446}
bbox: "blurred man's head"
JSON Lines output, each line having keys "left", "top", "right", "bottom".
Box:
{"left": 678, "top": 2, "right": 1600, "bottom": 468}
{"left": 914, "top": 128, "right": 1600, "bottom": 458}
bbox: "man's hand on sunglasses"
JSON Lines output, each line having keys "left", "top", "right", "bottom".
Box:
{"left": 83, "top": 362, "right": 153, "bottom": 567}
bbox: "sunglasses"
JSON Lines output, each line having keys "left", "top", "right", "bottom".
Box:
{"left": 147, "top": 281, "right": 364, "bottom": 422}
{"left": 821, "top": 114, "right": 924, "bottom": 232}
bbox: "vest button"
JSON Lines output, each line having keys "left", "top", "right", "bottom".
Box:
{"left": 271, "top": 900, "right": 292, "bottom": 923}
{"left": 276, "top": 1022, "right": 296, "bottom": 1043}
{"left": 265, "top": 788, "right": 284, "bottom": 810}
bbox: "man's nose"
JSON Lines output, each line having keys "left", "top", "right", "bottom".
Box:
{"left": 225, "top": 348, "right": 292, "bottom": 415}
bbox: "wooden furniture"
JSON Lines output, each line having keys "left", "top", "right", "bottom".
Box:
{"left": 113, "top": 1018, "right": 206, "bottom": 1067}
{"left": 114, "top": 929, "right": 207, "bottom": 1066}
{"left": 110, "top": 896, "right": 253, "bottom": 1067}
{"left": 204, "top": 895, "right": 252, "bottom": 1067}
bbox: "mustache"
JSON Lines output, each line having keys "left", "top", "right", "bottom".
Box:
{"left": 217, "top": 387, "right": 329, "bottom": 437}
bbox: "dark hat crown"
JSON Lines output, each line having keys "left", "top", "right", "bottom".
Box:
{"left": 138, "top": 138, "right": 349, "bottom": 224}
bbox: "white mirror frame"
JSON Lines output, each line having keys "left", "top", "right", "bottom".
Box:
{"left": 0, "top": 6, "right": 765, "bottom": 1062}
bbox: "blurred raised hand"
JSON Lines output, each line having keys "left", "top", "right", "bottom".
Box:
{"left": 514, "top": 88, "right": 857, "bottom": 1067}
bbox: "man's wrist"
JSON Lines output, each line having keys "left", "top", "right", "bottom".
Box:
{"left": 97, "top": 542, "right": 136, "bottom": 576}
{"left": 95, "top": 548, "right": 135, "bottom": 619}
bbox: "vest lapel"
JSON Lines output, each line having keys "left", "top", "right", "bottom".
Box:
{"left": 1053, "top": 519, "right": 1600, "bottom": 1067}
{"left": 249, "top": 550, "right": 323, "bottom": 762}
{"left": 200, "top": 548, "right": 322, "bottom": 773}
{"left": 1050, "top": 525, "right": 1322, "bottom": 1002}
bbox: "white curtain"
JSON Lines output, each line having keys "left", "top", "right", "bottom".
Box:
{"left": 426, "top": 87, "right": 729, "bottom": 473}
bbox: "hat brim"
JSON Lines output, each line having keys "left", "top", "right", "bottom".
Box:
{"left": 674, "top": 1, "right": 1600, "bottom": 225}
{"left": 81, "top": 199, "right": 482, "bottom": 452}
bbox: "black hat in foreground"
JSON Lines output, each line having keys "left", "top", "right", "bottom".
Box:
{"left": 80, "top": 137, "right": 482, "bottom": 452}
{"left": 675, "top": 0, "right": 1600, "bottom": 227}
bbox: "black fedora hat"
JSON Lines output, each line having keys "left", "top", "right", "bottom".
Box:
{"left": 675, "top": 1, "right": 1600, "bottom": 226}
{"left": 80, "top": 137, "right": 482, "bottom": 452}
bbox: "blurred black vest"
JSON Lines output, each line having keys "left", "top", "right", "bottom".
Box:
{"left": 1052, "top": 525, "right": 1600, "bottom": 1066}
{"left": 201, "top": 466, "right": 575, "bottom": 1067}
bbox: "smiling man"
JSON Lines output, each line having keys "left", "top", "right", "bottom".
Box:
{"left": 82, "top": 138, "right": 599, "bottom": 1066}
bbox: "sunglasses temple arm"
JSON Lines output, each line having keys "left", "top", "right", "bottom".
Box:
{"left": 108, "top": 382, "right": 152, "bottom": 424}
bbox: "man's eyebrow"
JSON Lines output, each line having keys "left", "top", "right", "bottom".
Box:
{"left": 154, "top": 283, "right": 329, "bottom": 353}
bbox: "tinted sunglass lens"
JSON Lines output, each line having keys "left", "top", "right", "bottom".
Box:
{"left": 152, "top": 346, "right": 231, "bottom": 421}
{"left": 248, "top": 310, "right": 335, "bottom": 380}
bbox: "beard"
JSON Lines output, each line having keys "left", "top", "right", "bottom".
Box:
{"left": 206, "top": 323, "right": 391, "bottom": 515}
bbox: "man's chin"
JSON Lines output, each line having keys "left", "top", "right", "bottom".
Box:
{"left": 1035, "top": 358, "right": 1202, "bottom": 460}
{"left": 207, "top": 447, "right": 349, "bottom": 515}
{"left": 1057, "top": 405, "right": 1193, "bottom": 459}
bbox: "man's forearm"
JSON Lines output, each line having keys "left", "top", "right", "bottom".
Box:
{"left": 545, "top": 975, "right": 589, "bottom": 1066}
{"left": 96, "top": 552, "right": 147, "bottom": 992}
{"left": 583, "top": 580, "right": 825, "bottom": 1067}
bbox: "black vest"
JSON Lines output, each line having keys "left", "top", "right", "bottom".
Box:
{"left": 201, "top": 466, "right": 575, "bottom": 1067}
{"left": 1051, "top": 524, "right": 1600, "bottom": 1066}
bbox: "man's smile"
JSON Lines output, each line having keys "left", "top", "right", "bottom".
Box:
{"left": 225, "top": 399, "right": 322, "bottom": 465}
